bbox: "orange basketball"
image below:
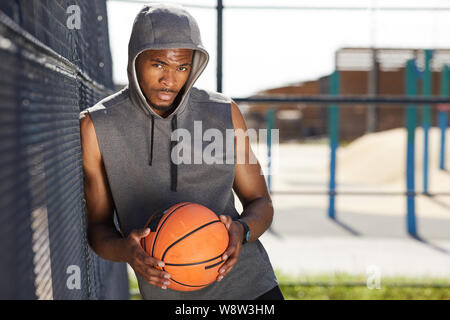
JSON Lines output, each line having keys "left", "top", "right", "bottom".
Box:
{"left": 140, "top": 202, "right": 229, "bottom": 291}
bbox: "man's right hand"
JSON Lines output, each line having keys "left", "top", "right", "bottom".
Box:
{"left": 122, "top": 227, "right": 172, "bottom": 290}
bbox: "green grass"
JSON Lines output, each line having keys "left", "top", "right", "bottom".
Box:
{"left": 276, "top": 270, "right": 450, "bottom": 300}
{"left": 128, "top": 271, "right": 142, "bottom": 300}
{"left": 128, "top": 269, "right": 450, "bottom": 300}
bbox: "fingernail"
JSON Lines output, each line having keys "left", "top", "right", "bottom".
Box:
{"left": 220, "top": 268, "right": 225, "bottom": 274}
{"left": 218, "top": 275, "right": 223, "bottom": 281}
{"left": 222, "top": 254, "right": 228, "bottom": 261}
{"left": 164, "top": 281, "right": 171, "bottom": 286}
{"left": 164, "top": 273, "right": 171, "bottom": 279}
{"left": 158, "top": 262, "right": 165, "bottom": 267}
{"left": 161, "top": 285, "right": 167, "bottom": 290}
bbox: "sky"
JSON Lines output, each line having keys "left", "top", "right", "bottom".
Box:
{"left": 106, "top": 0, "right": 450, "bottom": 98}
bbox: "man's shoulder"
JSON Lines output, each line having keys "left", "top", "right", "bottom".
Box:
{"left": 79, "top": 86, "right": 130, "bottom": 120}
{"left": 190, "top": 87, "right": 233, "bottom": 105}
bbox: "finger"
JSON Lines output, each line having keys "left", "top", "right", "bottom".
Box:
{"left": 220, "top": 256, "right": 236, "bottom": 274}
{"left": 220, "top": 243, "right": 239, "bottom": 273}
{"left": 220, "top": 255, "right": 239, "bottom": 277}
{"left": 148, "top": 275, "right": 172, "bottom": 288}
{"left": 139, "top": 227, "right": 151, "bottom": 238}
{"left": 141, "top": 272, "right": 171, "bottom": 289}
{"left": 147, "top": 265, "right": 171, "bottom": 279}
{"left": 134, "top": 242, "right": 163, "bottom": 266}
{"left": 133, "top": 245, "right": 169, "bottom": 276}
{"left": 131, "top": 227, "right": 151, "bottom": 240}
{"left": 137, "top": 262, "right": 171, "bottom": 282}
{"left": 141, "top": 253, "right": 165, "bottom": 268}
{"left": 222, "top": 242, "right": 236, "bottom": 261}
{"left": 130, "top": 261, "right": 171, "bottom": 289}
{"left": 222, "top": 229, "right": 240, "bottom": 260}
{"left": 219, "top": 240, "right": 242, "bottom": 280}
{"left": 219, "top": 215, "right": 231, "bottom": 229}
{"left": 217, "top": 256, "right": 238, "bottom": 282}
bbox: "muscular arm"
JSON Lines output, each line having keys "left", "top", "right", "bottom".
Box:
{"left": 231, "top": 101, "right": 274, "bottom": 241}
{"left": 80, "top": 112, "right": 125, "bottom": 262}
{"left": 80, "top": 113, "right": 170, "bottom": 288}
{"left": 217, "top": 101, "right": 274, "bottom": 280}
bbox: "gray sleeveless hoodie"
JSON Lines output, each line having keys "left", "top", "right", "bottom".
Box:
{"left": 80, "top": 3, "right": 277, "bottom": 299}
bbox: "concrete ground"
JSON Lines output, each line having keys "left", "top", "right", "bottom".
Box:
{"left": 249, "top": 134, "right": 450, "bottom": 279}
{"left": 260, "top": 212, "right": 450, "bottom": 278}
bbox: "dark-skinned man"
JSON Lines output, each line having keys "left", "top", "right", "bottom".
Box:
{"left": 79, "top": 3, "right": 282, "bottom": 300}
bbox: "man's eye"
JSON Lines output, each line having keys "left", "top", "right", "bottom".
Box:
{"left": 152, "top": 64, "right": 163, "bottom": 69}
{"left": 179, "top": 67, "right": 188, "bottom": 71}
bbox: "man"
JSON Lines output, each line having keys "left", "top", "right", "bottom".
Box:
{"left": 80, "top": 3, "right": 282, "bottom": 300}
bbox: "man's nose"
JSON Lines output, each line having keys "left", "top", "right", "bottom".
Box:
{"left": 160, "top": 69, "right": 177, "bottom": 88}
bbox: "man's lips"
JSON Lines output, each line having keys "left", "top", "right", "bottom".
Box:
{"left": 157, "top": 90, "right": 176, "bottom": 101}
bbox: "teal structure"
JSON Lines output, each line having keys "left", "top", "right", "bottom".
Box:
{"left": 439, "top": 65, "right": 449, "bottom": 170}
{"left": 422, "top": 50, "right": 432, "bottom": 195}
{"left": 328, "top": 71, "right": 340, "bottom": 219}
{"left": 266, "top": 108, "right": 275, "bottom": 194}
{"left": 405, "top": 59, "right": 418, "bottom": 236}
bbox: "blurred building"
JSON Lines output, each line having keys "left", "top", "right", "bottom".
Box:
{"left": 244, "top": 48, "right": 450, "bottom": 142}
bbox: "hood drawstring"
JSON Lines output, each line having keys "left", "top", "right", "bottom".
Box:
{"left": 148, "top": 114, "right": 155, "bottom": 166}
{"left": 170, "top": 114, "right": 178, "bottom": 192}
{"left": 148, "top": 113, "right": 178, "bottom": 192}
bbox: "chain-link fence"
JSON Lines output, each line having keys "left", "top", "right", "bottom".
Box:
{"left": 0, "top": 0, "right": 128, "bottom": 299}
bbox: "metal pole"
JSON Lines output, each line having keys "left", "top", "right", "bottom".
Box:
{"left": 266, "top": 108, "right": 275, "bottom": 194}
{"left": 216, "top": 0, "right": 223, "bottom": 93}
{"left": 405, "top": 59, "right": 417, "bottom": 236}
{"left": 328, "top": 71, "right": 339, "bottom": 219}
{"left": 232, "top": 96, "right": 450, "bottom": 104}
{"left": 367, "top": 48, "right": 378, "bottom": 133}
{"left": 422, "top": 50, "right": 432, "bottom": 195}
{"left": 439, "top": 65, "right": 449, "bottom": 170}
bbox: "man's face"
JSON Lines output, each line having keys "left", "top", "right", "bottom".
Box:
{"left": 135, "top": 49, "right": 194, "bottom": 117}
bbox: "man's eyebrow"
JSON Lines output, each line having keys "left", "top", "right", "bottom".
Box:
{"left": 151, "top": 59, "right": 168, "bottom": 66}
{"left": 151, "top": 59, "right": 192, "bottom": 67}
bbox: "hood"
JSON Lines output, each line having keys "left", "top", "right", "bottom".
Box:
{"left": 127, "top": 3, "right": 209, "bottom": 120}
{"left": 127, "top": 3, "right": 209, "bottom": 192}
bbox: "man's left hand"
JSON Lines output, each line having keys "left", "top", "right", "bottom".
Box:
{"left": 217, "top": 215, "right": 244, "bottom": 282}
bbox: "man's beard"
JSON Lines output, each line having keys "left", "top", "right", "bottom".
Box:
{"left": 147, "top": 89, "right": 183, "bottom": 113}
{"left": 148, "top": 100, "right": 175, "bottom": 111}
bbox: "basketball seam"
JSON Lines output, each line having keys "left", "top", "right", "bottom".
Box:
{"left": 204, "top": 259, "right": 225, "bottom": 270}
{"left": 151, "top": 202, "right": 193, "bottom": 257}
{"left": 169, "top": 277, "right": 210, "bottom": 288}
{"left": 164, "top": 253, "right": 223, "bottom": 267}
{"left": 161, "top": 220, "right": 222, "bottom": 262}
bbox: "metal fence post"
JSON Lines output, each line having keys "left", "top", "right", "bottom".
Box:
{"left": 266, "top": 108, "right": 275, "bottom": 194}
{"left": 422, "top": 50, "right": 432, "bottom": 195}
{"left": 328, "top": 71, "right": 340, "bottom": 219}
{"left": 405, "top": 59, "right": 417, "bottom": 236}
{"left": 439, "top": 65, "right": 449, "bottom": 170}
{"left": 216, "top": 0, "right": 223, "bottom": 93}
